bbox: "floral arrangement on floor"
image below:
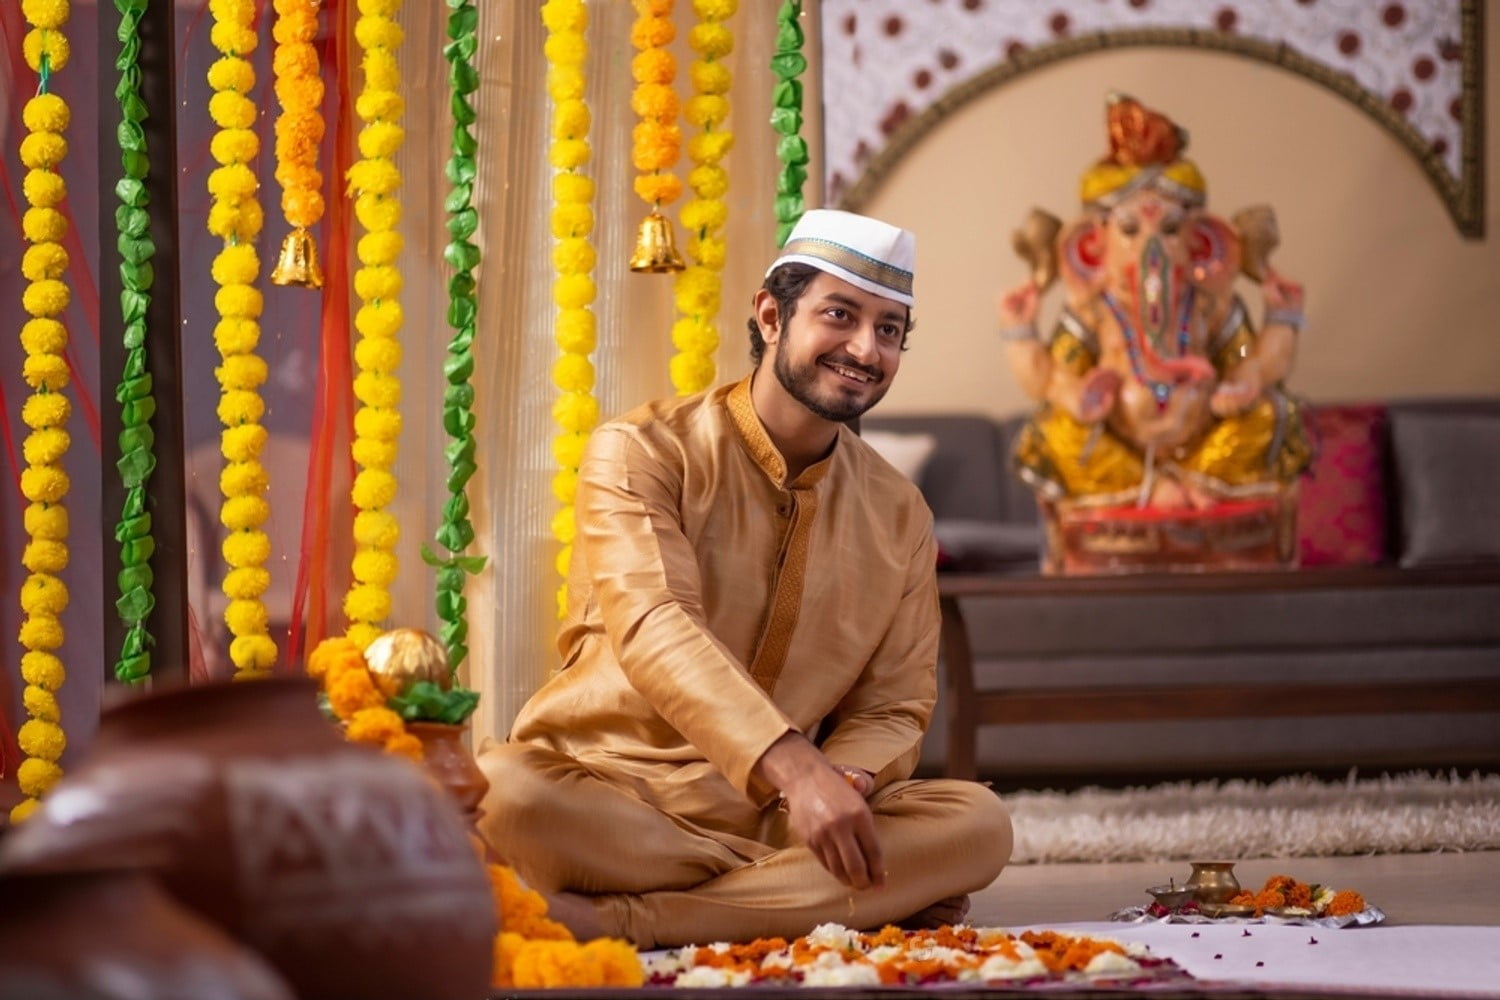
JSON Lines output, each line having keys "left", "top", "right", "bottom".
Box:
{"left": 645, "top": 923, "right": 1185, "bottom": 988}
{"left": 306, "top": 629, "right": 478, "bottom": 762}
{"left": 1231, "top": 874, "right": 1366, "bottom": 919}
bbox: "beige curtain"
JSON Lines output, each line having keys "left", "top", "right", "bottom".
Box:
{"left": 387, "top": 0, "right": 814, "bottom": 746}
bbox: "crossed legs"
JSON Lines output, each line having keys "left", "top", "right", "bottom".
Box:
{"left": 477, "top": 743, "right": 1012, "bottom": 949}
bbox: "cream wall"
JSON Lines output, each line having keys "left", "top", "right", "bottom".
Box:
{"left": 855, "top": 26, "right": 1500, "bottom": 419}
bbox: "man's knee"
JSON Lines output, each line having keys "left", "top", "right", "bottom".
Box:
{"left": 475, "top": 742, "right": 569, "bottom": 844}
{"left": 878, "top": 779, "right": 1013, "bottom": 887}
{"left": 952, "top": 782, "right": 1013, "bottom": 884}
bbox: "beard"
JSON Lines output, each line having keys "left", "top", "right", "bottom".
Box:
{"left": 773, "top": 346, "right": 889, "bottom": 423}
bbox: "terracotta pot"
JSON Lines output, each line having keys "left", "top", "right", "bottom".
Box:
{"left": 408, "top": 721, "right": 490, "bottom": 822}
{"left": 0, "top": 678, "right": 496, "bottom": 1000}
{"left": 0, "top": 867, "right": 293, "bottom": 1000}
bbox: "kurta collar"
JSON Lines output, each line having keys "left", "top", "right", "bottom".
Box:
{"left": 727, "top": 376, "right": 836, "bottom": 490}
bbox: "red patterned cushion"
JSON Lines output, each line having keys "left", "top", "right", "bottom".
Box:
{"left": 1298, "top": 403, "right": 1390, "bottom": 567}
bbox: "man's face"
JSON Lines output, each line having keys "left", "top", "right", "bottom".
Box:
{"left": 766, "top": 272, "right": 908, "bottom": 423}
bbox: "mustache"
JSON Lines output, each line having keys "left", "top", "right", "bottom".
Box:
{"left": 819, "top": 354, "right": 883, "bottom": 383}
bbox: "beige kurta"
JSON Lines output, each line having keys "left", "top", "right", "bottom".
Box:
{"left": 478, "top": 376, "right": 1011, "bottom": 946}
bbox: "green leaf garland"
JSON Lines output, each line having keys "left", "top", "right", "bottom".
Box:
{"left": 422, "top": 0, "right": 486, "bottom": 675}
{"left": 770, "top": 0, "right": 807, "bottom": 247}
{"left": 111, "top": 0, "right": 159, "bottom": 684}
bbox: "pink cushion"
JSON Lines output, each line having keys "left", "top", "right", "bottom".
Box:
{"left": 1298, "top": 404, "right": 1390, "bottom": 567}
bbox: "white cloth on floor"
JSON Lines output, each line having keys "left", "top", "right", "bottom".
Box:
{"left": 1032, "top": 921, "right": 1500, "bottom": 997}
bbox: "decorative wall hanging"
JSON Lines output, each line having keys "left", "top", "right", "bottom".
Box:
{"left": 822, "top": 0, "right": 1484, "bottom": 237}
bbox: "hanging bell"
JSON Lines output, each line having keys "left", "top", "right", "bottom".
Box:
{"left": 628, "top": 211, "right": 686, "bottom": 273}
{"left": 270, "top": 227, "right": 324, "bottom": 288}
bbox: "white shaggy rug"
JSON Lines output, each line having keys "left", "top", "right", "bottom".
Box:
{"left": 1007, "top": 770, "right": 1500, "bottom": 864}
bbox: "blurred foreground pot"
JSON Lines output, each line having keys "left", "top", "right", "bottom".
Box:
{"left": 0, "top": 678, "right": 496, "bottom": 1000}
{"left": 0, "top": 868, "right": 293, "bottom": 1000}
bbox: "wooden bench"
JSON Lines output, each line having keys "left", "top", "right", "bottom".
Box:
{"left": 936, "top": 565, "right": 1500, "bottom": 781}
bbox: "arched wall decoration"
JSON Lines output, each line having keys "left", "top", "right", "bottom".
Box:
{"left": 825, "top": 0, "right": 1484, "bottom": 238}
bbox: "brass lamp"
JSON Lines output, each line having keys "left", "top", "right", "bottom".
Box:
{"left": 629, "top": 211, "right": 685, "bottom": 273}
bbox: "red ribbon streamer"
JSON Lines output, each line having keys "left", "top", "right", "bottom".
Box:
{"left": 288, "top": 0, "right": 356, "bottom": 666}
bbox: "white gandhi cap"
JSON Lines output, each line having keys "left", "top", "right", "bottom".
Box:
{"left": 766, "top": 209, "right": 916, "bottom": 308}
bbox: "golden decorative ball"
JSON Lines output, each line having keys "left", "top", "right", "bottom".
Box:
{"left": 362, "top": 628, "right": 452, "bottom": 694}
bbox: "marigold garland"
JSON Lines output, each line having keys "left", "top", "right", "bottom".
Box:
{"left": 543, "top": 0, "right": 599, "bottom": 619}
{"left": 208, "top": 0, "right": 276, "bottom": 679}
{"left": 11, "top": 0, "right": 74, "bottom": 827}
{"left": 345, "top": 0, "right": 407, "bottom": 651}
{"left": 12, "top": 0, "right": 74, "bottom": 826}
{"left": 670, "top": 0, "right": 736, "bottom": 395}
{"left": 269, "top": 0, "right": 326, "bottom": 286}
{"left": 418, "top": 0, "right": 486, "bottom": 672}
{"left": 306, "top": 636, "right": 422, "bottom": 760}
{"left": 629, "top": 0, "right": 682, "bottom": 210}
{"left": 770, "top": 0, "right": 809, "bottom": 247}
{"left": 488, "top": 863, "right": 644, "bottom": 988}
{"left": 111, "top": 0, "right": 161, "bottom": 685}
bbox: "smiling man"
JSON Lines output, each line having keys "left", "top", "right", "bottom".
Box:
{"left": 476, "top": 210, "right": 1012, "bottom": 949}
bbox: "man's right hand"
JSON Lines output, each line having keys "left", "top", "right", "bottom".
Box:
{"left": 754, "top": 733, "right": 885, "bottom": 890}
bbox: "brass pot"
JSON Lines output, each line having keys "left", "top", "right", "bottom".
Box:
{"left": 1186, "top": 860, "right": 1241, "bottom": 904}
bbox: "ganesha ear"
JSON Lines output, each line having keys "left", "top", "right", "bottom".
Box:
{"left": 1058, "top": 216, "right": 1106, "bottom": 298}
{"left": 1187, "top": 214, "right": 1241, "bottom": 297}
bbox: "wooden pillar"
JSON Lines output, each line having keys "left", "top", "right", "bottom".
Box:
{"left": 97, "top": 1, "right": 189, "bottom": 686}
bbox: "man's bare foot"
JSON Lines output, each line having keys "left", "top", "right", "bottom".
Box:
{"left": 899, "top": 894, "right": 971, "bottom": 929}
{"left": 539, "top": 889, "right": 606, "bottom": 941}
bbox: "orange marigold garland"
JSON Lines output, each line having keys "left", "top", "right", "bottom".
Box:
{"left": 12, "top": 0, "right": 74, "bottom": 824}
{"left": 269, "top": 0, "right": 326, "bottom": 287}
{"left": 208, "top": 0, "right": 277, "bottom": 679}
{"left": 627, "top": 0, "right": 685, "bottom": 273}
{"left": 306, "top": 635, "right": 423, "bottom": 760}
{"left": 543, "top": 0, "right": 600, "bottom": 619}
{"left": 344, "top": 0, "right": 407, "bottom": 651}
{"left": 670, "top": 0, "right": 735, "bottom": 395}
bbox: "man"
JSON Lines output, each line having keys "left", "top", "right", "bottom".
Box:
{"left": 477, "top": 209, "right": 1012, "bottom": 948}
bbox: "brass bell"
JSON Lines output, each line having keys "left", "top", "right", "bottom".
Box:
{"left": 270, "top": 226, "right": 324, "bottom": 288}
{"left": 628, "top": 211, "right": 686, "bottom": 273}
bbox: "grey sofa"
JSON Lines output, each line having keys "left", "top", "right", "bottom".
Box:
{"left": 864, "top": 400, "right": 1500, "bottom": 782}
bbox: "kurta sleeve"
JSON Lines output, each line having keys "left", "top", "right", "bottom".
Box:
{"left": 576, "top": 426, "right": 795, "bottom": 800}
{"left": 816, "top": 519, "right": 940, "bottom": 790}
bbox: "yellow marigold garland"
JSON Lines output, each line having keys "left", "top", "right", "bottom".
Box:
{"left": 543, "top": 0, "right": 599, "bottom": 619}
{"left": 345, "top": 0, "right": 406, "bottom": 651}
{"left": 488, "top": 864, "right": 644, "bottom": 988}
{"left": 670, "top": 0, "right": 735, "bottom": 395}
{"left": 12, "top": 0, "right": 74, "bottom": 825}
{"left": 208, "top": 0, "right": 276, "bottom": 679}
{"left": 269, "top": 0, "right": 326, "bottom": 287}
{"left": 306, "top": 636, "right": 423, "bottom": 760}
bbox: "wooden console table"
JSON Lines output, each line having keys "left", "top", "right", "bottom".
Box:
{"left": 937, "top": 565, "right": 1500, "bottom": 781}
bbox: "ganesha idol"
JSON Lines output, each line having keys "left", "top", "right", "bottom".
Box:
{"left": 999, "top": 94, "right": 1311, "bottom": 573}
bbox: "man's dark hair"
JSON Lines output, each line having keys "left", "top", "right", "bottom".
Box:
{"left": 747, "top": 262, "right": 913, "bottom": 366}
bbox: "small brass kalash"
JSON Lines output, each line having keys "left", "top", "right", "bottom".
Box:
{"left": 628, "top": 210, "right": 685, "bottom": 273}
{"left": 270, "top": 226, "right": 324, "bottom": 288}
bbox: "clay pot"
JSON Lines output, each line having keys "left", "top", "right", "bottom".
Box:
{"left": 0, "top": 678, "right": 496, "bottom": 1000}
{"left": 0, "top": 867, "right": 293, "bottom": 1000}
{"left": 408, "top": 721, "right": 490, "bottom": 822}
